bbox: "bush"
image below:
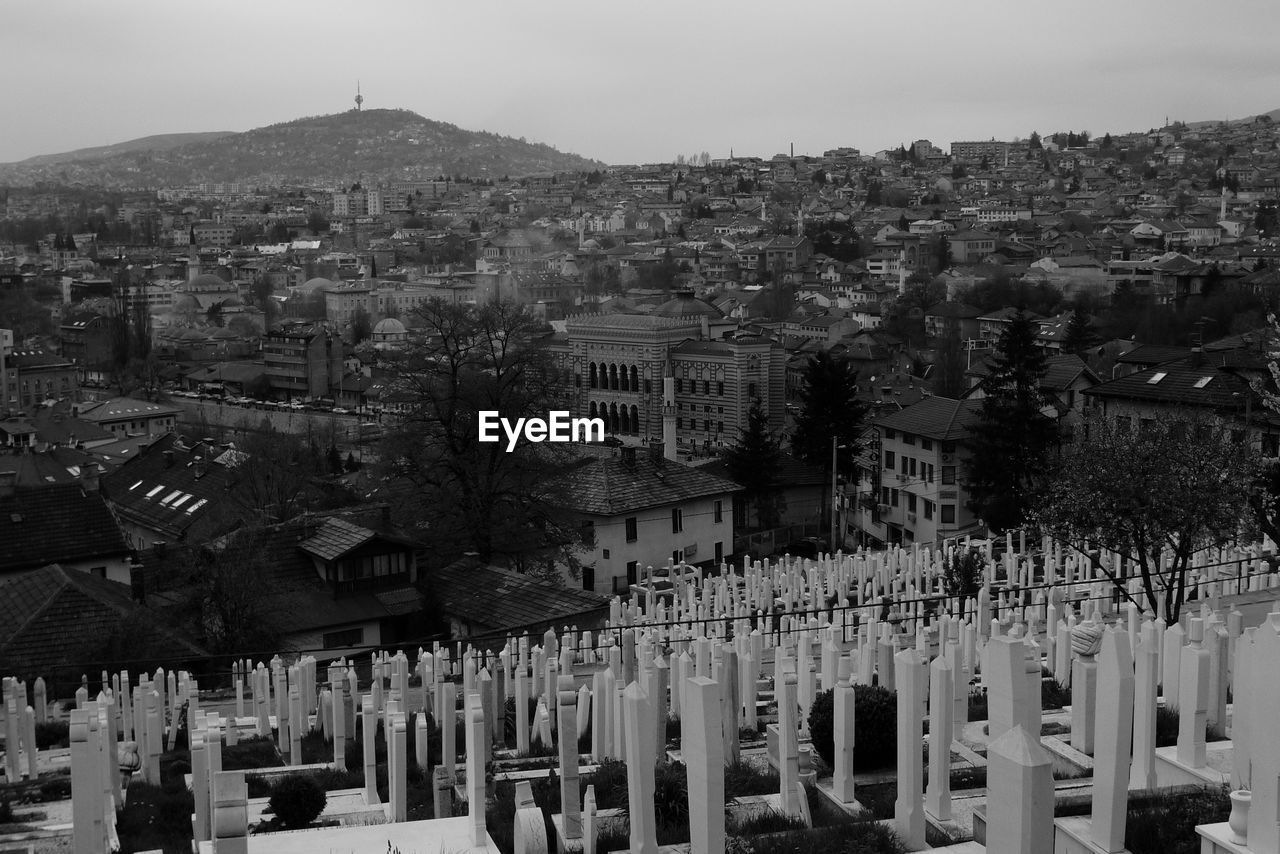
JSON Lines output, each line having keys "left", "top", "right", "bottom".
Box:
{"left": 34, "top": 721, "right": 70, "bottom": 749}
{"left": 966, "top": 690, "right": 988, "bottom": 722}
{"left": 733, "top": 809, "right": 808, "bottom": 835}
{"left": 724, "top": 760, "right": 779, "bottom": 798}
{"left": 808, "top": 685, "right": 897, "bottom": 772}
{"left": 0, "top": 799, "right": 13, "bottom": 824}
{"left": 744, "top": 823, "right": 907, "bottom": 854}
{"left": 38, "top": 777, "right": 72, "bottom": 801}
{"left": 268, "top": 775, "right": 326, "bottom": 829}
{"left": 652, "top": 761, "right": 689, "bottom": 825}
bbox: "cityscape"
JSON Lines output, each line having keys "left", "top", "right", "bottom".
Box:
{"left": 2, "top": 4, "right": 1280, "bottom": 853}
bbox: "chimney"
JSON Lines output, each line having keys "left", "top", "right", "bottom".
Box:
{"left": 648, "top": 440, "right": 664, "bottom": 466}
{"left": 0, "top": 471, "right": 15, "bottom": 498}
{"left": 620, "top": 446, "right": 637, "bottom": 470}
{"left": 162, "top": 450, "right": 175, "bottom": 469}
{"left": 80, "top": 461, "right": 100, "bottom": 493}
{"left": 193, "top": 456, "right": 207, "bottom": 479}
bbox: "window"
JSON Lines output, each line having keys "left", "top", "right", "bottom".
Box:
{"left": 718, "top": 382, "right": 724, "bottom": 396}
{"left": 676, "top": 378, "right": 683, "bottom": 393}
{"left": 942, "top": 466, "right": 956, "bottom": 485}
{"left": 890, "top": 488, "right": 899, "bottom": 507}
{"left": 923, "top": 500, "right": 934, "bottom": 520}
{"left": 941, "top": 441, "right": 956, "bottom": 453}
{"left": 921, "top": 438, "right": 933, "bottom": 451}
{"left": 625, "top": 516, "right": 637, "bottom": 542}
{"left": 884, "top": 450, "right": 895, "bottom": 469}
{"left": 900, "top": 456, "right": 908, "bottom": 473}
{"left": 926, "top": 464, "right": 934, "bottom": 484}
{"left": 884, "top": 429, "right": 896, "bottom": 440}
{"left": 645, "top": 379, "right": 653, "bottom": 394}
{"left": 323, "top": 627, "right": 363, "bottom": 649}
{"left": 714, "top": 541, "right": 723, "bottom": 562}
{"left": 672, "top": 508, "right": 683, "bottom": 533}
{"left": 602, "top": 548, "right": 610, "bottom": 559}
{"left": 714, "top": 500, "right": 723, "bottom": 523}
{"left": 626, "top": 561, "right": 638, "bottom": 586}
{"left": 90, "top": 566, "right": 107, "bottom": 579}
{"left": 909, "top": 458, "right": 917, "bottom": 478}
{"left": 902, "top": 434, "right": 915, "bottom": 446}
{"left": 906, "top": 493, "right": 917, "bottom": 513}
{"left": 704, "top": 381, "right": 710, "bottom": 395}
{"left": 672, "top": 549, "right": 683, "bottom": 564}
{"left": 676, "top": 417, "right": 683, "bottom": 429}
{"left": 582, "top": 566, "right": 595, "bottom": 591}
{"left": 941, "top": 504, "right": 956, "bottom": 524}
{"left": 748, "top": 382, "right": 756, "bottom": 397}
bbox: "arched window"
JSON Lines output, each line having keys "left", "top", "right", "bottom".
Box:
{"left": 619, "top": 364, "right": 629, "bottom": 392}
{"left": 618, "top": 406, "right": 629, "bottom": 434}
{"left": 629, "top": 365, "right": 639, "bottom": 391}
{"left": 609, "top": 402, "right": 620, "bottom": 434}
{"left": 589, "top": 401, "right": 598, "bottom": 419}
{"left": 589, "top": 363, "right": 598, "bottom": 388}
{"left": 630, "top": 405, "right": 639, "bottom": 434}
{"left": 609, "top": 364, "right": 619, "bottom": 390}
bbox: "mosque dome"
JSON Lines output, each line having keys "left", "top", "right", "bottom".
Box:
{"left": 652, "top": 289, "right": 724, "bottom": 319}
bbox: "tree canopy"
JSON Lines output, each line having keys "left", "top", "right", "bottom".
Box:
{"left": 379, "top": 299, "right": 592, "bottom": 581}
{"left": 965, "top": 310, "right": 1057, "bottom": 532}
{"left": 1031, "top": 411, "right": 1258, "bottom": 624}
{"left": 723, "top": 397, "right": 785, "bottom": 530}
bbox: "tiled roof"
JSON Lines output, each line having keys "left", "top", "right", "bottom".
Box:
{"left": 873, "top": 396, "right": 984, "bottom": 441}
{"left": 299, "top": 517, "right": 380, "bottom": 561}
{"left": 1082, "top": 359, "right": 1259, "bottom": 411}
{"left": 101, "top": 434, "right": 243, "bottom": 541}
{"left": 559, "top": 451, "right": 742, "bottom": 517}
{"left": 0, "top": 565, "right": 209, "bottom": 680}
{"left": 0, "top": 483, "right": 129, "bottom": 573}
{"left": 431, "top": 557, "right": 610, "bottom": 635}
{"left": 1114, "top": 344, "right": 1192, "bottom": 366}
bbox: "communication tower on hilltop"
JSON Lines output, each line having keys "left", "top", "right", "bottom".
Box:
{"left": 354, "top": 81, "right": 364, "bottom": 112}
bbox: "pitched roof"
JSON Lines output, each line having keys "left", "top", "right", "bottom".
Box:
{"left": 560, "top": 451, "right": 742, "bottom": 517}
{"left": 431, "top": 556, "right": 610, "bottom": 635}
{"left": 873, "top": 396, "right": 984, "bottom": 441}
{"left": 0, "top": 483, "right": 129, "bottom": 573}
{"left": 101, "top": 434, "right": 244, "bottom": 541}
{"left": 1082, "top": 359, "right": 1258, "bottom": 411}
{"left": 76, "top": 397, "right": 181, "bottom": 424}
{"left": 0, "top": 564, "right": 208, "bottom": 679}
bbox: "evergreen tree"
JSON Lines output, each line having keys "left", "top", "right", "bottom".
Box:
{"left": 791, "top": 351, "right": 867, "bottom": 536}
{"left": 933, "top": 320, "right": 968, "bottom": 397}
{"left": 723, "top": 397, "right": 785, "bottom": 530}
{"left": 964, "top": 310, "right": 1057, "bottom": 532}
{"left": 1062, "top": 303, "right": 1097, "bottom": 355}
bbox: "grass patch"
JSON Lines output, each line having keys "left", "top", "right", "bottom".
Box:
{"left": 1125, "top": 785, "right": 1230, "bottom": 854}
{"left": 741, "top": 823, "right": 907, "bottom": 854}
{"left": 1042, "top": 678, "right": 1071, "bottom": 710}
{"left": 1154, "top": 706, "right": 1226, "bottom": 749}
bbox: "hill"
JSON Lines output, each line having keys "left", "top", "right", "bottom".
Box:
{"left": 10, "top": 132, "right": 237, "bottom": 167}
{"left": 0, "top": 109, "right": 603, "bottom": 188}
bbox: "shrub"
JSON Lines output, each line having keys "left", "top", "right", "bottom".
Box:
{"left": 808, "top": 685, "right": 897, "bottom": 772}
{"left": 268, "top": 775, "right": 327, "bottom": 829}
{"left": 246, "top": 775, "right": 273, "bottom": 799}
{"left": 744, "top": 823, "right": 907, "bottom": 854}
{"left": 0, "top": 799, "right": 13, "bottom": 824}
{"left": 652, "top": 761, "right": 689, "bottom": 825}
{"left": 34, "top": 721, "right": 70, "bottom": 750}
{"left": 223, "top": 736, "right": 283, "bottom": 771}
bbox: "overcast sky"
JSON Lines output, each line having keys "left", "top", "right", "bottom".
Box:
{"left": 4, "top": 0, "right": 1278, "bottom": 166}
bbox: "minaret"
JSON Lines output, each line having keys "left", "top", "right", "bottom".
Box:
{"left": 354, "top": 81, "right": 363, "bottom": 112}
{"left": 662, "top": 369, "right": 677, "bottom": 461}
{"left": 1220, "top": 186, "right": 1227, "bottom": 221}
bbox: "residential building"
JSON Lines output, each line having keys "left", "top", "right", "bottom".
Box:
{"left": 263, "top": 322, "right": 344, "bottom": 400}
{"left": 559, "top": 444, "right": 740, "bottom": 594}
{"left": 854, "top": 396, "right": 985, "bottom": 548}
{"left": 0, "top": 466, "right": 132, "bottom": 582}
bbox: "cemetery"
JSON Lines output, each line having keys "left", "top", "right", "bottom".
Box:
{"left": 2, "top": 534, "right": 1279, "bottom": 854}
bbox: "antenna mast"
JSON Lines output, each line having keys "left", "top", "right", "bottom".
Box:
{"left": 354, "top": 81, "right": 364, "bottom": 112}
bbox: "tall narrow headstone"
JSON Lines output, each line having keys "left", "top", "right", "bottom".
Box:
{"left": 361, "top": 696, "right": 379, "bottom": 805}
{"left": 684, "top": 676, "right": 726, "bottom": 854}
{"left": 893, "top": 648, "right": 928, "bottom": 851}
{"left": 466, "top": 694, "right": 487, "bottom": 847}
{"left": 623, "top": 681, "right": 658, "bottom": 854}
{"left": 925, "top": 652, "right": 953, "bottom": 821}
{"left": 832, "top": 659, "right": 856, "bottom": 804}
{"left": 556, "top": 675, "right": 581, "bottom": 841}
{"left": 1176, "top": 618, "right": 1210, "bottom": 769}
{"left": 1090, "top": 629, "right": 1135, "bottom": 854}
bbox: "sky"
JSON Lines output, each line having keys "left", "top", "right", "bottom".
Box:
{"left": 3, "top": 0, "right": 1280, "bottom": 166}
